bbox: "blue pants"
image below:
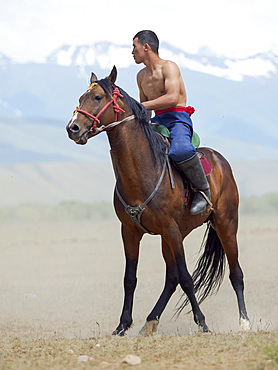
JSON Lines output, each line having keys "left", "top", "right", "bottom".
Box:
{"left": 151, "top": 110, "right": 196, "bottom": 162}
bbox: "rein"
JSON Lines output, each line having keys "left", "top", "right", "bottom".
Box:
{"left": 88, "top": 115, "right": 135, "bottom": 136}
{"left": 73, "top": 85, "right": 125, "bottom": 131}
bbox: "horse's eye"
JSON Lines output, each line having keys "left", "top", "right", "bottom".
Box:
{"left": 95, "top": 95, "right": 102, "bottom": 101}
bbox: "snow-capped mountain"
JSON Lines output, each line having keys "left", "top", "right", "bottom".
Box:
{"left": 47, "top": 42, "right": 278, "bottom": 82}
{"left": 0, "top": 42, "right": 278, "bottom": 164}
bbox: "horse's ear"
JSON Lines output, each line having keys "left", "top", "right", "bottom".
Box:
{"left": 90, "top": 72, "right": 98, "bottom": 84}
{"left": 107, "top": 66, "right": 117, "bottom": 84}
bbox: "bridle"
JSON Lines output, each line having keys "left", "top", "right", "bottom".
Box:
{"left": 73, "top": 82, "right": 126, "bottom": 131}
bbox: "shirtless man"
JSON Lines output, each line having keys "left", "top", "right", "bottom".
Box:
{"left": 132, "top": 30, "right": 211, "bottom": 215}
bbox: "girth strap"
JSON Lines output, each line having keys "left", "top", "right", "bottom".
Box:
{"left": 115, "top": 153, "right": 172, "bottom": 235}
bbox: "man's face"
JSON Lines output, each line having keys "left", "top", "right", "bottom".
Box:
{"left": 132, "top": 38, "right": 145, "bottom": 64}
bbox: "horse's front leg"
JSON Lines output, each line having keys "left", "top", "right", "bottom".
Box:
{"left": 112, "top": 223, "right": 143, "bottom": 336}
{"left": 139, "top": 238, "right": 179, "bottom": 336}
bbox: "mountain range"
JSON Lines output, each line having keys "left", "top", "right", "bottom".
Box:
{"left": 0, "top": 42, "right": 278, "bottom": 165}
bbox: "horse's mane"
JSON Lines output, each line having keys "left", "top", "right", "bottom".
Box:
{"left": 97, "top": 78, "right": 168, "bottom": 163}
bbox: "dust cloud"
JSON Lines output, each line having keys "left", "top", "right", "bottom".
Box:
{"left": 0, "top": 212, "right": 277, "bottom": 341}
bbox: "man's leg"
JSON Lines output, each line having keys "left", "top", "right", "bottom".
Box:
{"left": 168, "top": 121, "right": 211, "bottom": 215}
{"left": 176, "top": 154, "right": 211, "bottom": 215}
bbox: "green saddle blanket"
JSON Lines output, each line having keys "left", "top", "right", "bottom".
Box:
{"left": 152, "top": 124, "right": 200, "bottom": 149}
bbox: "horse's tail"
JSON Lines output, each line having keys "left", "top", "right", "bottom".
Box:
{"left": 175, "top": 223, "right": 226, "bottom": 315}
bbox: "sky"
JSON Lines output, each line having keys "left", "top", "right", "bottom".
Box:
{"left": 1, "top": 0, "right": 278, "bottom": 64}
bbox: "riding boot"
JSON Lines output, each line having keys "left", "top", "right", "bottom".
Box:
{"left": 176, "top": 154, "right": 211, "bottom": 215}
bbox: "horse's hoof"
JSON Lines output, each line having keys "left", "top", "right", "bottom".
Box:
{"left": 198, "top": 324, "right": 211, "bottom": 333}
{"left": 112, "top": 330, "right": 125, "bottom": 336}
{"left": 112, "top": 326, "right": 127, "bottom": 336}
{"left": 139, "top": 320, "right": 159, "bottom": 336}
{"left": 240, "top": 318, "right": 251, "bottom": 331}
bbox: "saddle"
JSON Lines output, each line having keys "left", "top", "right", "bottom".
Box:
{"left": 152, "top": 124, "right": 201, "bottom": 149}
{"left": 152, "top": 124, "right": 212, "bottom": 206}
{"left": 152, "top": 124, "right": 212, "bottom": 174}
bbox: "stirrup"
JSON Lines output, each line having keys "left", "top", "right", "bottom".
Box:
{"left": 191, "top": 185, "right": 213, "bottom": 212}
{"left": 198, "top": 189, "right": 213, "bottom": 211}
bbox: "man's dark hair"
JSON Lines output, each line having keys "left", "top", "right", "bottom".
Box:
{"left": 133, "top": 30, "right": 159, "bottom": 54}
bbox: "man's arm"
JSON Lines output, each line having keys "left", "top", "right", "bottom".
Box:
{"left": 137, "top": 70, "right": 152, "bottom": 120}
{"left": 142, "top": 61, "right": 180, "bottom": 111}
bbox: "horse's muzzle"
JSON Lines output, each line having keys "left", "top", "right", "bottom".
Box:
{"left": 66, "top": 121, "right": 88, "bottom": 145}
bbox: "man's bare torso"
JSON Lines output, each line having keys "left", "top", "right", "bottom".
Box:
{"left": 138, "top": 60, "right": 187, "bottom": 108}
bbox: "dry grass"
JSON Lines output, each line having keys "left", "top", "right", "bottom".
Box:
{"left": 0, "top": 331, "right": 277, "bottom": 369}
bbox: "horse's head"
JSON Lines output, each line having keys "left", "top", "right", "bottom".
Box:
{"left": 66, "top": 66, "right": 125, "bottom": 144}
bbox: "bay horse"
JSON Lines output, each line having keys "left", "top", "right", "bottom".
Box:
{"left": 66, "top": 66, "right": 250, "bottom": 335}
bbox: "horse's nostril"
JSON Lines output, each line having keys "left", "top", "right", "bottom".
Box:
{"left": 70, "top": 123, "right": 80, "bottom": 132}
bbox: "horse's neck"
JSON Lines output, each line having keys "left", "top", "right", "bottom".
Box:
{"left": 108, "top": 119, "right": 158, "bottom": 188}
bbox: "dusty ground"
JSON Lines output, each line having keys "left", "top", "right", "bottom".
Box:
{"left": 0, "top": 213, "right": 277, "bottom": 342}
{"left": 0, "top": 332, "right": 277, "bottom": 369}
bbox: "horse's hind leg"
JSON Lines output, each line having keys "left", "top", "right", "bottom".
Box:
{"left": 139, "top": 238, "right": 179, "bottom": 336}
{"left": 213, "top": 213, "right": 250, "bottom": 330}
{"left": 165, "top": 223, "right": 210, "bottom": 332}
{"left": 113, "top": 223, "right": 143, "bottom": 336}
